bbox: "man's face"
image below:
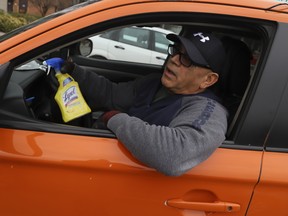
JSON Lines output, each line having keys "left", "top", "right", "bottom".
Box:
{"left": 161, "top": 44, "right": 217, "bottom": 94}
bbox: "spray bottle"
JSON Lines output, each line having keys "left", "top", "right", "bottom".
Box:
{"left": 44, "top": 58, "right": 91, "bottom": 122}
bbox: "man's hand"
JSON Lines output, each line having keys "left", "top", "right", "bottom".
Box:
{"left": 93, "top": 111, "right": 121, "bottom": 129}
{"left": 61, "top": 61, "right": 75, "bottom": 74}
{"left": 101, "top": 111, "right": 121, "bottom": 125}
{"left": 44, "top": 58, "right": 64, "bottom": 75}
{"left": 44, "top": 57, "right": 75, "bottom": 74}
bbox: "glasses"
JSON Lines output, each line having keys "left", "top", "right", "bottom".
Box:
{"left": 167, "top": 44, "right": 194, "bottom": 67}
{"left": 167, "top": 44, "right": 210, "bottom": 69}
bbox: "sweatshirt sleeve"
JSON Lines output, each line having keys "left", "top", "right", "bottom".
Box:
{"left": 71, "top": 65, "right": 137, "bottom": 111}
{"left": 107, "top": 96, "right": 228, "bottom": 176}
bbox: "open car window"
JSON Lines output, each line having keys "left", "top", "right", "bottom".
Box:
{"left": 1, "top": 14, "right": 271, "bottom": 148}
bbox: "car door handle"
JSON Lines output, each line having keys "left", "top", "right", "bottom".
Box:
{"left": 156, "top": 56, "right": 166, "bottom": 60}
{"left": 166, "top": 198, "right": 240, "bottom": 213}
{"left": 114, "top": 45, "right": 125, "bottom": 50}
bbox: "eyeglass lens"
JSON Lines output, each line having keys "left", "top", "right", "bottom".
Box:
{"left": 168, "top": 44, "right": 193, "bottom": 67}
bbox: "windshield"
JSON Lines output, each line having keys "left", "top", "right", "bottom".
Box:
{"left": 0, "top": 0, "right": 100, "bottom": 43}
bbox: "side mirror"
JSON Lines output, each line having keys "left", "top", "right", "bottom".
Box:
{"left": 78, "top": 39, "right": 93, "bottom": 56}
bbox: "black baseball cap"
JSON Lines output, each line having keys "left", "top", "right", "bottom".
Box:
{"left": 166, "top": 31, "right": 226, "bottom": 74}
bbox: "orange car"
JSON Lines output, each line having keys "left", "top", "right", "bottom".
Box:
{"left": 0, "top": 0, "right": 288, "bottom": 215}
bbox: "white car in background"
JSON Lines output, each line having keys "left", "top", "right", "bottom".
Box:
{"left": 88, "top": 26, "right": 174, "bottom": 65}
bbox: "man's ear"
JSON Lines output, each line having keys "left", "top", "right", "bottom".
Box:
{"left": 200, "top": 72, "right": 219, "bottom": 89}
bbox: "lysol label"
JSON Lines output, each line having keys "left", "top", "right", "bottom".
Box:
{"left": 63, "top": 86, "right": 78, "bottom": 107}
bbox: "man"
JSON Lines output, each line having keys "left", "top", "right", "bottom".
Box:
{"left": 51, "top": 31, "right": 227, "bottom": 176}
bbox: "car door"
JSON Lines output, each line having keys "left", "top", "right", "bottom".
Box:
{"left": 245, "top": 22, "right": 288, "bottom": 216}
{"left": 107, "top": 27, "right": 152, "bottom": 64}
{"left": 0, "top": 129, "right": 263, "bottom": 216}
{"left": 0, "top": 1, "right": 278, "bottom": 215}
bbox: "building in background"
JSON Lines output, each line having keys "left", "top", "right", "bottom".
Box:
{"left": 7, "top": 0, "right": 27, "bottom": 13}
{"left": 19, "top": 0, "right": 28, "bottom": 13}
{"left": 0, "top": 1, "right": 8, "bottom": 12}
{"left": 1, "top": 0, "right": 86, "bottom": 16}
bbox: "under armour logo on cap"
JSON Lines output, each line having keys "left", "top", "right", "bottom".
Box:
{"left": 193, "top": 32, "right": 210, "bottom": 43}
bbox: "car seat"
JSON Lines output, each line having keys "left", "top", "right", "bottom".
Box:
{"left": 216, "top": 36, "right": 251, "bottom": 125}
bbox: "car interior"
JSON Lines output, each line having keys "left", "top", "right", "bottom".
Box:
{"left": 0, "top": 13, "right": 274, "bottom": 141}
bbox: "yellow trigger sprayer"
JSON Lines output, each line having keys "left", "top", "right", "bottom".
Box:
{"left": 43, "top": 58, "right": 91, "bottom": 122}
